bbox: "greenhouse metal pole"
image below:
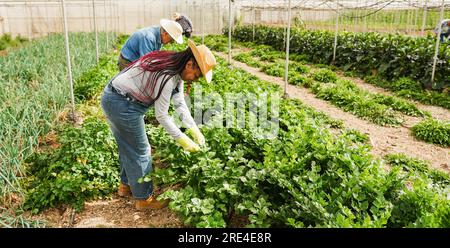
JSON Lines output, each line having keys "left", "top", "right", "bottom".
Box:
{"left": 114, "top": 0, "right": 117, "bottom": 35}
{"left": 332, "top": 0, "right": 339, "bottom": 64}
{"left": 122, "top": 5, "right": 125, "bottom": 34}
{"left": 111, "top": 1, "right": 114, "bottom": 45}
{"left": 29, "top": 2, "right": 35, "bottom": 38}
{"left": 421, "top": 0, "right": 428, "bottom": 35}
{"left": 25, "top": 2, "right": 31, "bottom": 39}
{"left": 143, "top": 0, "right": 146, "bottom": 25}
{"left": 431, "top": 0, "right": 445, "bottom": 85}
{"left": 104, "top": 0, "right": 109, "bottom": 50}
{"left": 44, "top": 2, "right": 50, "bottom": 37}
{"left": 407, "top": 0, "right": 411, "bottom": 34}
{"left": 413, "top": 4, "right": 419, "bottom": 35}
{"left": 218, "top": 0, "right": 221, "bottom": 33}
{"left": 228, "top": 0, "right": 232, "bottom": 64}
{"left": 284, "top": 0, "right": 291, "bottom": 98}
{"left": 395, "top": 7, "right": 401, "bottom": 32}
{"left": 115, "top": 0, "right": 120, "bottom": 36}
{"left": 92, "top": 0, "right": 99, "bottom": 63}
{"left": 7, "top": 6, "right": 11, "bottom": 35}
{"left": 283, "top": 0, "right": 287, "bottom": 50}
{"left": 1, "top": 13, "right": 5, "bottom": 36}
{"left": 110, "top": 0, "right": 115, "bottom": 42}
{"left": 115, "top": 0, "right": 118, "bottom": 41}
{"left": 252, "top": 0, "right": 255, "bottom": 41}
{"left": 363, "top": 0, "right": 367, "bottom": 32}
{"left": 202, "top": 0, "right": 204, "bottom": 44}
{"left": 60, "top": 0, "right": 75, "bottom": 119}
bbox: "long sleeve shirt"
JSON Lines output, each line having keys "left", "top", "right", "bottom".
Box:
{"left": 110, "top": 62, "right": 196, "bottom": 140}
{"left": 120, "top": 26, "right": 162, "bottom": 62}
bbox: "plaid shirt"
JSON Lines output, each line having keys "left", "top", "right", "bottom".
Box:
{"left": 176, "top": 15, "right": 193, "bottom": 37}
{"left": 435, "top": 19, "right": 450, "bottom": 34}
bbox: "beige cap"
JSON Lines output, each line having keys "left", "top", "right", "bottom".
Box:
{"left": 160, "top": 19, "right": 183, "bottom": 44}
{"left": 188, "top": 39, "right": 216, "bottom": 83}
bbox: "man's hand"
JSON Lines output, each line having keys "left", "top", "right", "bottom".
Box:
{"left": 172, "top": 12, "right": 181, "bottom": 21}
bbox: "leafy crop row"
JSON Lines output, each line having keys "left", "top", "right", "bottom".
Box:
{"left": 17, "top": 36, "right": 448, "bottom": 228}
{"left": 145, "top": 41, "right": 450, "bottom": 227}
{"left": 206, "top": 36, "right": 448, "bottom": 146}
{"left": 364, "top": 76, "right": 450, "bottom": 109}
{"left": 412, "top": 119, "right": 450, "bottom": 147}
{"left": 0, "top": 32, "right": 116, "bottom": 227}
{"left": 384, "top": 154, "right": 450, "bottom": 227}
{"left": 0, "top": 32, "right": 112, "bottom": 203}
{"left": 23, "top": 118, "right": 119, "bottom": 213}
{"left": 224, "top": 40, "right": 427, "bottom": 126}
{"left": 0, "top": 34, "right": 27, "bottom": 51}
{"left": 228, "top": 41, "right": 448, "bottom": 145}
{"left": 155, "top": 59, "right": 449, "bottom": 227}
{"left": 385, "top": 154, "right": 450, "bottom": 186}
{"left": 21, "top": 36, "right": 124, "bottom": 213}
{"left": 231, "top": 25, "right": 450, "bottom": 92}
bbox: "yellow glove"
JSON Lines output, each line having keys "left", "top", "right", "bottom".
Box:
{"left": 176, "top": 135, "right": 200, "bottom": 152}
{"left": 187, "top": 126, "right": 205, "bottom": 146}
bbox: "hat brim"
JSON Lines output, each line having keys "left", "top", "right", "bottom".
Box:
{"left": 160, "top": 19, "right": 184, "bottom": 44}
{"left": 204, "top": 70, "right": 212, "bottom": 83}
{"left": 173, "top": 35, "right": 184, "bottom": 44}
{"left": 188, "top": 40, "right": 213, "bottom": 83}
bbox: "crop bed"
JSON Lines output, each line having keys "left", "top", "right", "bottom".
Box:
{"left": 198, "top": 35, "right": 449, "bottom": 147}
{"left": 1, "top": 34, "right": 449, "bottom": 228}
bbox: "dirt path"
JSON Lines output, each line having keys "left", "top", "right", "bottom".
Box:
{"left": 32, "top": 195, "right": 184, "bottom": 228}
{"left": 216, "top": 52, "right": 450, "bottom": 172}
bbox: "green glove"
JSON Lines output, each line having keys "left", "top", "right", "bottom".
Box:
{"left": 187, "top": 126, "right": 205, "bottom": 146}
{"left": 176, "top": 135, "right": 200, "bottom": 152}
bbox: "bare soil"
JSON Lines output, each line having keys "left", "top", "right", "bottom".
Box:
{"left": 216, "top": 51, "right": 450, "bottom": 172}
{"left": 31, "top": 195, "right": 184, "bottom": 228}
{"left": 26, "top": 110, "right": 185, "bottom": 228}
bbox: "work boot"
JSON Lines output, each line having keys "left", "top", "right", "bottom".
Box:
{"left": 135, "top": 195, "right": 169, "bottom": 211}
{"left": 117, "top": 183, "right": 132, "bottom": 197}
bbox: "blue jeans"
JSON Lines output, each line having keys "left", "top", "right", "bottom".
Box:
{"left": 101, "top": 83, "right": 153, "bottom": 199}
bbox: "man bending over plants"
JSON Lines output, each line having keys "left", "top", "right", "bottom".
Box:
{"left": 101, "top": 40, "right": 216, "bottom": 210}
{"left": 118, "top": 14, "right": 194, "bottom": 71}
{"left": 434, "top": 19, "right": 450, "bottom": 43}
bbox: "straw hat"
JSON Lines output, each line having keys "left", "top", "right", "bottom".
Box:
{"left": 188, "top": 39, "right": 216, "bottom": 83}
{"left": 160, "top": 19, "right": 183, "bottom": 44}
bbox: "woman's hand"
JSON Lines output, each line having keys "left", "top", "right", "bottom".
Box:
{"left": 187, "top": 126, "right": 205, "bottom": 146}
{"left": 176, "top": 134, "right": 200, "bottom": 152}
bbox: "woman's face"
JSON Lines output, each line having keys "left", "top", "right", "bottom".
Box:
{"left": 181, "top": 60, "right": 202, "bottom": 82}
